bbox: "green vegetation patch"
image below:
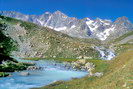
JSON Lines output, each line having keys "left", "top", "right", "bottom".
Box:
{"left": 33, "top": 49, "right": 133, "bottom": 89}
{"left": 0, "top": 61, "right": 33, "bottom": 72}
{"left": 0, "top": 25, "right": 17, "bottom": 56}
{"left": 0, "top": 72, "right": 9, "bottom": 77}
{"left": 23, "top": 57, "right": 43, "bottom": 61}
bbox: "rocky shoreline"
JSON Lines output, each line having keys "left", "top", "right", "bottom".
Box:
{"left": 67, "top": 59, "right": 103, "bottom": 77}
{"left": 0, "top": 60, "right": 35, "bottom": 77}
{"left": 49, "top": 59, "right": 104, "bottom": 77}
{"left": 0, "top": 58, "right": 104, "bottom": 78}
{"left": 30, "top": 59, "right": 104, "bottom": 89}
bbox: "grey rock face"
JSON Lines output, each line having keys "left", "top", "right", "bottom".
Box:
{"left": 0, "top": 11, "right": 133, "bottom": 40}
{"left": 107, "top": 16, "right": 133, "bottom": 40}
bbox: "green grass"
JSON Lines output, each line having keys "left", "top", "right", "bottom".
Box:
{"left": 20, "top": 21, "right": 39, "bottom": 30}
{"left": 23, "top": 57, "right": 43, "bottom": 61}
{"left": 114, "top": 43, "right": 133, "bottom": 54}
{"left": 87, "top": 59, "right": 109, "bottom": 73}
{"left": 33, "top": 48, "right": 133, "bottom": 89}
{"left": 51, "top": 58, "right": 79, "bottom": 62}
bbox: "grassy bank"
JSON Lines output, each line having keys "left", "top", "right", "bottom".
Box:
{"left": 23, "top": 57, "right": 79, "bottom": 62}
{"left": 23, "top": 57, "right": 43, "bottom": 61}
{"left": 32, "top": 49, "right": 133, "bottom": 89}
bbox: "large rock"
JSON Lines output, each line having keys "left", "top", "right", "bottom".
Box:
{"left": 77, "top": 59, "right": 87, "bottom": 65}
{"left": 84, "top": 62, "right": 95, "bottom": 70}
{"left": 71, "top": 62, "right": 81, "bottom": 68}
{"left": 71, "top": 60, "right": 95, "bottom": 72}
{"left": 27, "top": 66, "right": 42, "bottom": 70}
{"left": 93, "top": 72, "right": 103, "bottom": 77}
{"left": 20, "top": 72, "right": 30, "bottom": 76}
{"left": 85, "top": 62, "right": 95, "bottom": 75}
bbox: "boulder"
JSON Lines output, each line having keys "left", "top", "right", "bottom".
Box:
{"left": 88, "top": 70, "right": 93, "bottom": 76}
{"left": 93, "top": 72, "right": 103, "bottom": 77}
{"left": 76, "top": 56, "right": 83, "bottom": 59}
{"left": 77, "top": 59, "right": 87, "bottom": 65}
{"left": 20, "top": 72, "right": 30, "bottom": 76}
{"left": 27, "top": 66, "right": 42, "bottom": 70}
{"left": 71, "top": 62, "right": 81, "bottom": 68}
{"left": 84, "top": 62, "right": 95, "bottom": 70}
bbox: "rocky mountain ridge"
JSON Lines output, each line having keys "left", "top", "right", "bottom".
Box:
{"left": 0, "top": 11, "right": 133, "bottom": 41}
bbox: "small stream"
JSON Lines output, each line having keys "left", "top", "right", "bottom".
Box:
{"left": 94, "top": 46, "right": 115, "bottom": 60}
{"left": 0, "top": 59, "right": 88, "bottom": 89}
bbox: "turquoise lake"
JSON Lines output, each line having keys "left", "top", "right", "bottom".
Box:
{"left": 0, "top": 59, "right": 88, "bottom": 89}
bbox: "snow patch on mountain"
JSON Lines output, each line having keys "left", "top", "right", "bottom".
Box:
{"left": 96, "top": 26, "right": 115, "bottom": 40}
{"left": 86, "top": 20, "right": 94, "bottom": 25}
{"left": 54, "top": 27, "right": 67, "bottom": 31}
{"left": 46, "top": 26, "right": 53, "bottom": 29}
{"left": 0, "top": 11, "right": 132, "bottom": 41}
{"left": 37, "top": 19, "right": 44, "bottom": 25}
{"left": 44, "top": 16, "right": 52, "bottom": 26}
{"left": 71, "top": 25, "right": 76, "bottom": 29}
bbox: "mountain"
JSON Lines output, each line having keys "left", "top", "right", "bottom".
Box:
{"left": 0, "top": 11, "right": 133, "bottom": 41}
{"left": 0, "top": 13, "right": 133, "bottom": 89}
{"left": 0, "top": 15, "right": 101, "bottom": 59}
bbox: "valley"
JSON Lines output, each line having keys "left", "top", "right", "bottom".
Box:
{"left": 0, "top": 13, "right": 133, "bottom": 89}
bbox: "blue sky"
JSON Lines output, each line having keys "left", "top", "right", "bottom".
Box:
{"left": 0, "top": 0, "right": 133, "bottom": 21}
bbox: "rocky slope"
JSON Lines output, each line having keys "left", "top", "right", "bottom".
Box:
{"left": 0, "top": 20, "right": 32, "bottom": 77}
{"left": 110, "top": 31, "right": 133, "bottom": 44}
{"left": 0, "top": 15, "right": 102, "bottom": 59}
{"left": 0, "top": 11, "right": 133, "bottom": 41}
{"left": 33, "top": 26, "right": 133, "bottom": 89}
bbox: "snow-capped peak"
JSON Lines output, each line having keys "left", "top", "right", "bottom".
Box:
{"left": 54, "top": 10, "right": 66, "bottom": 15}
{"left": 0, "top": 11, "right": 132, "bottom": 41}
{"left": 85, "top": 18, "right": 91, "bottom": 21}
{"left": 45, "top": 12, "right": 51, "bottom": 14}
